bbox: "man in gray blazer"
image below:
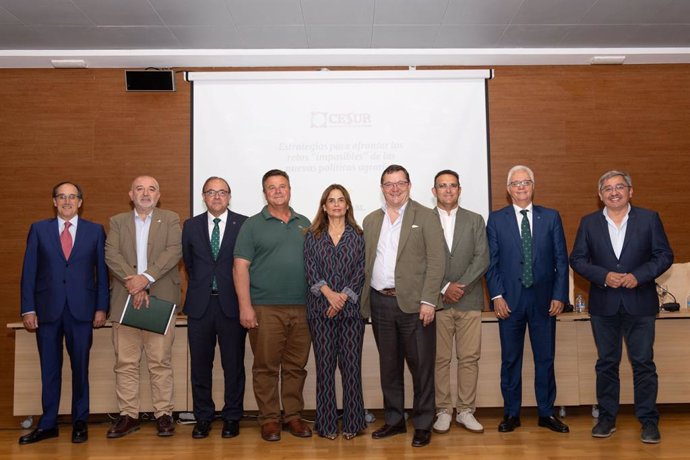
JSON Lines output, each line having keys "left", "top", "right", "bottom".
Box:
{"left": 430, "top": 170, "right": 489, "bottom": 435}
{"left": 361, "top": 164, "right": 445, "bottom": 448}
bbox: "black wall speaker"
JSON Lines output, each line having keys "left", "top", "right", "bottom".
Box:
{"left": 125, "top": 70, "right": 176, "bottom": 92}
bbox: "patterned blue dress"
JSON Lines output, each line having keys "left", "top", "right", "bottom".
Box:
{"left": 304, "top": 224, "right": 366, "bottom": 435}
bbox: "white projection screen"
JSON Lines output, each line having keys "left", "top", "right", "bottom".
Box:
{"left": 187, "top": 70, "right": 492, "bottom": 222}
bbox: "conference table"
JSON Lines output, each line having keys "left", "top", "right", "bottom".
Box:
{"left": 10, "top": 309, "right": 690, "bottom": 420}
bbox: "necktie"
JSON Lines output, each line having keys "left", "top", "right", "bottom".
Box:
{"left": 61, "top": 221, "right": 73, "bottom": 260}
{"left": 520, "top": 210, "right": 533, "bottom": 288}
{"left": 211, "top": 218, "right": 220, "bottom": 290}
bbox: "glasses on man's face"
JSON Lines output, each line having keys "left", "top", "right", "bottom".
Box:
{"left": 600, "top": 184, "right": 629, "bottom": 194}
{"left": 55, "top": 194, "right": 80, "bottom": 201}
{"left": 382, "top": 180, "right": 410, "bottom": 190}
{"left": 509, "top": 180, "right": 533, "bottom": 188}
{"left": 203, "top": 190, "right": 229, "bottom": 198}
{"left": 436, "top": 183, "right": 459, "bottom": 190}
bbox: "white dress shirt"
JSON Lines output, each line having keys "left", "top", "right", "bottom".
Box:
{"left": 370, "top": 201, "right": 407, "bottom": 291}
{"left": 207, "top": 209, "right": 228, "bottom": 242}
{"left": 603, "top": 204, "right": 630, "bottom": 259}
{"left": 134, "top": 210, "right": 155, "bottom": 283}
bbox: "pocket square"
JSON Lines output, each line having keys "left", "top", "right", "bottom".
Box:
{"left": 412, "top": 224, "right": 419, "bottom": 228}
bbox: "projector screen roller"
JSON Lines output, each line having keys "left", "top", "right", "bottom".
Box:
{"left": 187, "top": 70, "right": 492, "bottom": 223}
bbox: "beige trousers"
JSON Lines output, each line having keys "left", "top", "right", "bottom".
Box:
{"left": 112, "top": 322, "right": 175, "bottom": 419}
{"left": 434, "top": 309, "right": 482, "bottom": 413}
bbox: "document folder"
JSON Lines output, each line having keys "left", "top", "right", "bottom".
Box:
{"left": 119, "top": 295, "right": 176, "bottom": 335}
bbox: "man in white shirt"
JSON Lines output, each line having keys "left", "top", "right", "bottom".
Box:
{"left": 361, "top": 164, "right": 445, "bottom": 448}
{"left": 430, "top": 170, "right": 489, "bottom": 435}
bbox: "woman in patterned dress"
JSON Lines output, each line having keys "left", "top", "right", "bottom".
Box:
{"left": 304, "top": 184, "right": 367, "bottom": 440}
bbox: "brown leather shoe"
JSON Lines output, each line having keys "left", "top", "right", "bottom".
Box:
{"left": 156, "top": 414, "right": 175, "bottom": 437}
{"left": 107, "top": 415, "right": 140, "bottom": 439}
{"left": 282, "top": 419, "right": 312, "bottom": 438}
{"left": 261, "top": 421, "right": 281, "bottom": 442}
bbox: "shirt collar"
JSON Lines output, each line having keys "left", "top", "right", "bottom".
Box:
{"left": 602, "top": 204, "right": 631, "bottom": 220}
{"left": 58, "top": 215, "right": 79, "bottom": 227}
{"left": 512, "top": 202, "right": 533, "bottom": 214}
{"left": 208, "top": 209, "right": 228, "bottom": 224}
{"left": 436, "top": 205, "right": 458, "bottom": 217}
{"left": 382, "top": 200, "right": 408, "bottom": 215}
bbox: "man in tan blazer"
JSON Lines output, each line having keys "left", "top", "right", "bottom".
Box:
{"left": 105, "top": 175, "right": 182, "bottom": 439}
{"left": 361, "top": 164, "right": 445, "bottom": 448}
{"left": 430, "top": 170, "right": 489, "bottom": 435}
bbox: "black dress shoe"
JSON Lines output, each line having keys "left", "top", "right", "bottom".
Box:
{"left": 411, "top": 429, "right": 431, "bottom": 447}
{"left": 192, "top": 420, "right": 211, "bottom": 439}
{"left": 222, "top": 420, "right": 240, "bottom": 438}
{"left": 538, "top": 415, "right": 569, "bottom": 433}
{"left": 72, "top": 421, "right": 88, "bottom": 443}
{"left": 371, "top": 423, "right": 407, "bottom": 439}
{"left": 18, "top": 427, "right": 59, "bottom": 445}
{"left": 498, "top": 416, "right": 521, "bottom": 432}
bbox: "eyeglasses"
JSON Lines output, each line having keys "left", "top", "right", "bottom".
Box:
{"left": 509, "top": 180, "right": 533, "bottom": 188}
{"left": 54, "top": 194, "right": 81, "bottom": 201}
{"left": 436, "top": 183, "right": 459, "bottom": 190}
{"left": 203, "top": 190, "right": 229, "bottom": 198}
{"left": 600, "top": 184, "right": 629, "bottom": 194}
{"left": 382, "top": 180, "right": 410, "bottom": 190}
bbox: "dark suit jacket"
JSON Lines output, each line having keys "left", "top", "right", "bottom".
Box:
{"left": 570, "top": 206, "right": 673, "bottom": 316}
{"left": 361, "top": 199, "right": 445, "bottom": 318}
{"left": 182, "top": 210, "right": 247, "bottom": 319}
{"left": 21, "top": 217, "right": 109, "bottom": 322}
{"left": 486, "top": 204, "right": 569, "bottom": 310}
{"left": 105, "top": 208, "right": 182, "bottom": 320}
{"left": 433, "top": 207, "right": 489, "bottom": 311}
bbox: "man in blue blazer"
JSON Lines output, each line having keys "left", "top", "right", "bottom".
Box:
{"left": 570, "top": 170, "right": 672, "bottom": 444}
{"left": 486, "top": 165, "right": 569, "bottom": 434}
{"left": 19, "top": 182, "right": 109, "bottom": 445}
{"left": 182, "top": 177, "right": 247, "bottom": 439}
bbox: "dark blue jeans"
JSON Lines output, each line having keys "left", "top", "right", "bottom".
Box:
{"left": 590, "top": 308, "right": 658, "bottom": 425}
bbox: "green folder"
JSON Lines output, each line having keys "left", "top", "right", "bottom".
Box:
{"left": 118, "top": 294, "right": 177, "bottom": 335}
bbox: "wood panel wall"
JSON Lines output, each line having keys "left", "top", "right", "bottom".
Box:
{"left": 0, "top": 65, "right": 688, "bottom": 429}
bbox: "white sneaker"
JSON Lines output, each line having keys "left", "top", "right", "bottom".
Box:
{"left": 433, "top": 409, "right": 452, "bottom": 434}
{"left": 456, "top": 410, "right": 484, "bottom": 433}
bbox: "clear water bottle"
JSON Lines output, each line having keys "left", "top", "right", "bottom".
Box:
{"left": 575, "top": 294, "right": 586, "bottom": 313}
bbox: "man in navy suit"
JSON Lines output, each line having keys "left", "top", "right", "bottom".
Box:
{"left": 570, "top": 170, "right": 672, "bottom": 444}
{"left": 19, "top": 182, "right": 109, "bottom": 445}
{"left": 182, "top": 177, "right": 248, "bottom": 439}
{"left": 486, "top": 165, "right": 569, "bottom": 434}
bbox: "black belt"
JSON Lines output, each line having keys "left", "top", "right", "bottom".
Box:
{"left": 210, "top": 290, "right": 219, "bottom": 296}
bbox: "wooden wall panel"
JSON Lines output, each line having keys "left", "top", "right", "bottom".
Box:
{"left": 1, "top": 64, "right": 688, "bottom": 428}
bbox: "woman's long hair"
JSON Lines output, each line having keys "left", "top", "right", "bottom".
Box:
{"left": 306, "top": 184, "right": 362, "bottom": 238}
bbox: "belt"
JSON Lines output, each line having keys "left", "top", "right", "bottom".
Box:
{"left": 210, "top": 290, "right": 219, "bottom": 296}
{"left": 377, "top": 288, "right": 397, "bottom": 297}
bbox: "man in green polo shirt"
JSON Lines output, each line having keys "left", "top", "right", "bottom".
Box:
{"left": 233, "top": 169, "right": 312, "bottom": 442}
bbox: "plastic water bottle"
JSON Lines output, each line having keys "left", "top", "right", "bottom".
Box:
{"left": 575, "top": 294, "right": 586, "bottom": 313}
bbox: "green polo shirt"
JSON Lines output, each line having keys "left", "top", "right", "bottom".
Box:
{"left": 234, "top": 206, "right": 310, "bottom": 305}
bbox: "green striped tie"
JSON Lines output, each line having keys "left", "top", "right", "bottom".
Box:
{"left": 211, "top": 218, "right": 220, "bottom": 290}
{"left": 520, "top": 210, "right": 533, "bottom": 288}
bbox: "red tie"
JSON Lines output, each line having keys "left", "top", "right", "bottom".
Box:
{"left": 61, "top": 221, "right": 73, "bottom": 260}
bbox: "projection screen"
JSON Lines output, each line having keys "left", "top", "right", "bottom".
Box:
{"left": 187, "top": 70, "right": 492, "bottom": 222}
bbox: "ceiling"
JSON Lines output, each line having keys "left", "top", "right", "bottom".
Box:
{"left": 1, "top": 0, "right": 689, "bottom": 68}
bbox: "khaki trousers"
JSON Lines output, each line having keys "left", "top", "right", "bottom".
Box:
{"left": 434, "top": 309, "right": 482, "bottom": 413}
{"left": 112, "top": 322, "right": 175, "bottom": 419}
{"left": 249, "top": 305, "right": 311, "bottom": 425}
